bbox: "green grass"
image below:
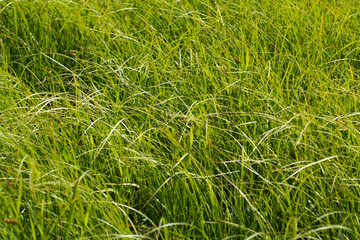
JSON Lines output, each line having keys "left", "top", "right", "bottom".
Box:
{"left": 1, "top": 0, "right": 360, "bottom": 239}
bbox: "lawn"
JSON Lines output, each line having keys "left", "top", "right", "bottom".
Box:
{"left": 1, "top": 0, "right": 360, "bottom": 239}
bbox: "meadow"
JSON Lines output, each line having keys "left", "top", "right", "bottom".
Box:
{"left": 1, "top": 0, "right": 360, "bottom": 239}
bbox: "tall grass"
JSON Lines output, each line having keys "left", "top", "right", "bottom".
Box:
{"left": 1, "top": 0, "right": 360, "bottom": 239}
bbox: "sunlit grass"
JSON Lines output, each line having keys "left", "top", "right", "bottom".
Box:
{"left": 1, "top": 0, "right": 360, "bottom": 239}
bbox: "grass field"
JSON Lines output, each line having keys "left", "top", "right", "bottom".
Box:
{"left": 1, "top": 0, "right": 360, "bottom": 239}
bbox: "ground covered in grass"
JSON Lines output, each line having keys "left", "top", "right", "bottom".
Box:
{"left": 1, "top": 0, "right": 360, "bottom": 239}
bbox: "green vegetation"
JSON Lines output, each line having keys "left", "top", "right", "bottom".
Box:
{"left": 1, "top": 0, "right": 360, "bottom": 239}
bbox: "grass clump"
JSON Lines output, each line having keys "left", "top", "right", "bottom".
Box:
{"left": 1, "top": 0, "right": 360, "bottom": 239}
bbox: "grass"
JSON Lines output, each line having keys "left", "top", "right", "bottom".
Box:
{"left": 0, "top": 0, "right": 360, "bottom": 239}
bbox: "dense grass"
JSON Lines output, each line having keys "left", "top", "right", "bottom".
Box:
{"left": 1, "top": 0, "right": 360, "bottom": 239}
